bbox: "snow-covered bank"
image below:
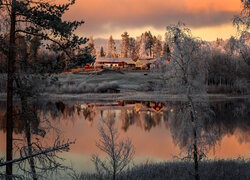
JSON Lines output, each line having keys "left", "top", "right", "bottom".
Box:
{"left": 0, "top": 92, "right": 249, "bottom": 102}
{"left": 81, "top": 159, "right": 250, "bottom": 180}
{"left": 0, "top": 72, "right": 249, "bottom": 102}
{"left": 42, "top": 92, "right": 250, "bottom": 102}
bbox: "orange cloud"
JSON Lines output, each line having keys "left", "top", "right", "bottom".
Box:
{"left": 56, "top": 0, "right": 242, "bottom": 40}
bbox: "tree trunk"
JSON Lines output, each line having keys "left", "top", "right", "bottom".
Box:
{"left": 21, "top": 97, "right": 37, "bottom": 180}
{"left": 16, "top": 77, "right": 38, "bottom": 180}
{"left": 6, "top": 0, "right": 16, "bottom": 179}
{"left": 26, "top": 126, "right": 38, "bottom": 180}
{"left": 193, "top": 127, "right": 199, "bottom": 180}
{"left": 188, "top": 95, "right": 200, "bottom": 180}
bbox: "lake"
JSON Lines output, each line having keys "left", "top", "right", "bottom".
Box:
{"left": 0, "top": 98, "right": 249, "bottom": 176}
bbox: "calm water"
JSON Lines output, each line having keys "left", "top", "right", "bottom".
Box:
{"left": 0, "top": 99, "right": 250, "bottom": 174}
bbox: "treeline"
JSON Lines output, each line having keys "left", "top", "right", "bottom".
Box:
{"left": 88, "top": 31, "right": 169, "bottom": 60}
{"left": 0, "top": 35, "right": 94, "bottom": 74}
{"left": 207, "top": 34, "right": 250, "bottom": 94}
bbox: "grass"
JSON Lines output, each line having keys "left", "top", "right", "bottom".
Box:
{"left": 81, "top": 159, "right": 250, "bottom": 180}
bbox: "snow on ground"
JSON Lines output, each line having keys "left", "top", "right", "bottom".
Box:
{"left": 0, "top": 71, "right": 249, "bottom": 102}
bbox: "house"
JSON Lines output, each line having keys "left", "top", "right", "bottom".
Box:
{"left": 94, "top": 57, "right": 136, "bottom": 69}
{"left": 136, "top": 59, "right": 158, "bottom": 69}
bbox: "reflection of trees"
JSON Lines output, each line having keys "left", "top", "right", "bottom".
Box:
{"left": 0, "top": 106, "right": 42, "bottom": 136}
{"left": 0, "top": 98, "right": 74, "bottom": 179}
{"left": 121, "top": 109, "right": 134, "bottom": 132}
{"left": 1, "top": 100, "right": 249, "bottom": 140}
{"left": 35, "top": 100, "right": 250, "bottom": 140}
{"left": 167, "top": 102, "right": 218, "bottom": 151}
{"left": 120, "top": 107, "right": 164, "bottom": 132}
{"left": 167, "top": 100, "right": 250, "bottom": 150}
{"left": 207, "top": 100, "right": 250, "bottom": 143}
{"left": 14, "top": 77, "right": 72, "bottom": 179}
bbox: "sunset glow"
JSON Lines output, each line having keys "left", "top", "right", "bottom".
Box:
{"left": 60, "top": 0, "right": 242, "bottom": 40}
{"left": 0, "top": 0, "right": 249, "bottom": 178}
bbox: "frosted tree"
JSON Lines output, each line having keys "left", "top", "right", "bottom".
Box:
{"left": 233, "top": 0, "right": 250, "bottom": 31}
{"left": 233, "top": 0, "right": 250, "bottom": 68}
{"left": 121, "top": 32, "right": 130, "bottom": 58}
{"left": 153, "top": 36, "right": 162, "bottom": 58}
{"left": 238, "top": 32, "right": 250, "bottom": 67}
{"left": 88, "top": 36, "right": 96, "bottom": 56}
{"left": 145, "top": 31, "right": 154, "bottom": 57}
{"left": 156, "top": 23, "right": 216, "bottom": 180}
{"left": 107, "top": 35, "right": 117, "bottom": 58}
{"left": 161, "top": 42, "right": 168, "bottom": 56}
{"left": 92, "top": 119, "right": 135, "bottom": 180}
{"left": 139, "top": 33, "right": 148, "bottom": 59}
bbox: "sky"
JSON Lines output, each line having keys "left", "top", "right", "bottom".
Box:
{"left": 59, "top": 0, "right": 242, "bottom": 41}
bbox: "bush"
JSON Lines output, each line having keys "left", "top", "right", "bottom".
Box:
{"left": 47, "top": 81, "right": 120, "bottom": 94}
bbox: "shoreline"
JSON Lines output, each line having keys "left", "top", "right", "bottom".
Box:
{"left": 0, "top": 92, "right": 249, "bottom": 102}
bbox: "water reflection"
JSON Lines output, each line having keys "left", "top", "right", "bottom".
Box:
{"left": 0, "top": 99, "right": 250, "bottom": 173}
{"left": 45, "top": 100, "right": 250, "bottom": 139}
{"left": 1, "top": 100, "right": 249, "bottom": 141}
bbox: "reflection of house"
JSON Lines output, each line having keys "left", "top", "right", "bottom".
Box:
{"left": 149, "top": 102, "right": 165, "bottom": 112}
{"left": 73, "top": 100, "right": 167, "bottom": 131}
{"left": 94, "top": 58, "right": 136, "bottom": 69}
{"left": 131, "top": 101, "right": 165, "bottom": 113}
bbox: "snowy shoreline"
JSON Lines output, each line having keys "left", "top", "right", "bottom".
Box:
{"left": 0, "top": 92, "right": 249, "bottom": 102}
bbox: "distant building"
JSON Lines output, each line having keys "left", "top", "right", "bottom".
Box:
{"left": 136, "top": 59, "right": 157, "bottom": 69}
{"left": 94, "top": 57, "right": 136, "bottom": 69}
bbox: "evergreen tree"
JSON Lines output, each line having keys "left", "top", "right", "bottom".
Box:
{"left": 162, "top": 42, "right": 167, "bottom": 56}
{"left": 145, "top": 31, "right": 154, "bottom": 57}
{"left": 129, "top": 37, "right": 137, "bottom": 60}
{"left": 88, "top": 36, "right": 96, "bottom": 56}
{"left": 121, "top": 32, "right": 130, "bottom": 58}
{"left": 107, "top": 35, "right": 116, "bottom": 58}
{"left": 0, "top": 0, "right": 92, "bottom": 178}
{"left": 153, "top": 36, "right": 162, "bottom": 58}
{"left": 100, "top": 46, "right": 105, "bottom": 57}
{"left": 139, "top": 33, "right": 148, "bottom": 59}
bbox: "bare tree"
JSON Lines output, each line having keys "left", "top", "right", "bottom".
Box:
{"left": 92, "top": 119, "right": 135, "bottom": 180}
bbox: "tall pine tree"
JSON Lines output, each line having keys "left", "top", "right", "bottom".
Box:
{"left": 121, "top": 32, "right": 130, "bottom": 58}
{"left": 0, "top": 0, "right": 92, "bottom": 178}
{"left": 99, "top": 46, "right": 105, "bottom": 57}
{"left": 107, "top": 35, "right": 116, "bottom": 58}
{"left": 88, "top": 36, "right": 96, "bottom": 56}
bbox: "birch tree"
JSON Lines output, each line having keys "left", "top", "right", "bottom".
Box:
{"left": 234, "top": 0, "right": 250, "bottom": 70}
{"left": 157, "top": 23, "right": 216, "bottom": 180}
{"left": 233, "top": 0, "right": 250, "bottom": 31}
